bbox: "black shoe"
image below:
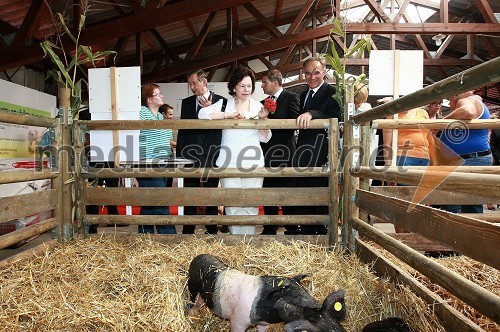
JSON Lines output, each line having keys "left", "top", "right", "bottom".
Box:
{"left": 260, "top": 230, "right": 277, "bottom": 235}
{"left": 204, "top": 231, "right": 217, "bottom": 235}
{"left": 220, "top": 225, "right": 229, "bottom": 233}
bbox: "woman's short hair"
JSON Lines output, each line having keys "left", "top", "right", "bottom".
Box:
{"left": 228, "top": 66, "right": 255, "bottom": 96}
{"left": 354, "top": 83, "right": 369, "bottom": 105}
{"left": 141, "top": 83, "right": 160, "bottom": 106}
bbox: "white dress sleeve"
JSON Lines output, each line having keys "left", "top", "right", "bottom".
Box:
{"left": 198, "top": 99, "right": 224, "bottom": 119}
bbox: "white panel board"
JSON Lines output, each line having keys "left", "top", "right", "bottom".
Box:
{"left": 89, "top": 130, "right": 139, "bottom": 162}
{"left": 88, "top": 67, "right": 141, "bottom": 162}
{"left": 89, "top": 66, "right": 141, "bottom": 113}
{"left": 0, "top": 79, "right": 56, "bottom": 230}
{"left": 158, "top": 83, "right": 189, "bottom": 119}
{"left": 369, "top": 50, "right": 423, "bottom": 96}
{"left": 0, "top": 79, "right": 56, "bottom": 117}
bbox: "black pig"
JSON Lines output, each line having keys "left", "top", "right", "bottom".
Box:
{"left": 187, "top": 254, "right": 346, "bottom": 332}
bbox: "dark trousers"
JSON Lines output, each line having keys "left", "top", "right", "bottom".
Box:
{"left": 137, "top": 177, "right": 176, "bottom": 234}
{"left": 182, "top": 177, "right": 220, "bottom": 234}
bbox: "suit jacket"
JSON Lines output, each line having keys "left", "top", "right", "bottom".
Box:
{"left": 260, "top": 90, "right": 300, "bottom": 167}
{"left": 296, "top": 82, "right": 341, "bottom": 167}
{"left": 177, "top": 92, "right": 227, "bottom": 167}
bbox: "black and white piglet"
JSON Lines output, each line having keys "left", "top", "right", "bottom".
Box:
{"left": 187, "top": 254, "right": 346, "bottom": 332}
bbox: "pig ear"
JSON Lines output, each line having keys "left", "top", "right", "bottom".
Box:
{"left": 322, "top": 290, "right": 346, "bottom": 321}
{"left": 291, "top": 274, "right": 309, "bottom": 283}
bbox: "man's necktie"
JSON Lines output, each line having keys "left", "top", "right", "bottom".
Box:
{"left": 303, "top": 89, "right": 314, "bottom": 110}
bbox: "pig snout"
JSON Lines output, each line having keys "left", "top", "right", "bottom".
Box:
{"left": 187, "top": 254, "right": 228, "bottom": 312}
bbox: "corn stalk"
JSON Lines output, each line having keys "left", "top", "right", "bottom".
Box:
{"left": 322, "top": 18, "right": 371, "bottom": 110}
{"left": 40, "top": 8, "right": 115, "bottom": 119}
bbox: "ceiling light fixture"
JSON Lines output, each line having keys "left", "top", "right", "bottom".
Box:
{"left": 432, "top": 34, "right": 446, "bottom": 46}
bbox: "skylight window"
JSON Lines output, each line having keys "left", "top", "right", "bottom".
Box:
{"left": 339, "top": 0, "right": 441, "bottom": 24}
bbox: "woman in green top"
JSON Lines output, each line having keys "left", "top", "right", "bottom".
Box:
{"left": 137, "top": 83, "right": 175, "bottom": 234}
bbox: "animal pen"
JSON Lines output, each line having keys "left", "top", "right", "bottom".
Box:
{"left": 0, "top": 57, "right": 499, "bottom": 331}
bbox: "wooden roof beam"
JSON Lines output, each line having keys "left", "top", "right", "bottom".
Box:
{"left": 106, "top": 36, "right": 129, "bottom": 67}
{"left": 185, "top": 12, "right": 217, "bottom": 61}
{"left": 0, "top": 18, "right": 17, "bottom": 35}
{"left": 234, "top": 31, "right": 274, "bottom": 69}
{"left": 121, "top": 0, "right": 143, "bottom": 12}
{"left": 78, "top": 0, "right": 253, "bottom": 45}
{"left": 274, "top": 0, "right": 284, "bottom": 20}
{"left": 2, "top": 22, "right": 498, "bottom": 72}
{"left": 11, "top": 0, "right": 52, "bottom": 48}
{"left": 363, "top": 0, "right": 392, "bottom": 23}
{"left": 286, "top": 0, "right": 316, "bottom": 35}
{"left": 474, "top": 0, "right": 497, "bottom": 23}
{"left": 243, "top": 3, "right": 282, "bottom": 38}
{"left": 149, "top": 29, "right": 182, "bottom": 63}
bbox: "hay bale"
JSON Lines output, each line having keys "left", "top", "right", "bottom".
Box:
{"left": 0, "top": 237, "right": 443, "bottom": 331}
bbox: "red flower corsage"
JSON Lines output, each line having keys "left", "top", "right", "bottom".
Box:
{"left": 264, "top": 97, "right": 277, "bottom": 114}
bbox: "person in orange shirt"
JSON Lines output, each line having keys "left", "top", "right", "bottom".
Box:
{"left": 384, "top": 107, "right": 436, "bottom": 233}
{"left": 384, "top": 107, "right": 436, "bottom": 167}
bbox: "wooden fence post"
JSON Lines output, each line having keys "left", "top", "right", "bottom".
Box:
{"left": 58, "top": 86, "right": 74, "bottom": 242}
{"left": 342, "top": 84, "right": 360, "bottom": 249}
{"left": 328, "top": 118, "right": 339, "bottom": 247}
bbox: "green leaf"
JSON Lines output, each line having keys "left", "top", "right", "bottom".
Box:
{"left": 40, "top": 41, "right": 74, "bottom": 88}
{"left": 326, "top": 46, "right": 343, "bottom": 78}
{"left": 79, "top": 14, "right": 86, "bottom": 31}
{"left": 56, "top": 12, "right": 77, "bottom": 43}
{"left": 345, "top": 39, "right": 366, "bottom": 58}
{"left": 45, "top": 69, "right": 62, "bottom": 83}
{"left": 330, "top": 18, "right": 345, "bottom": 38}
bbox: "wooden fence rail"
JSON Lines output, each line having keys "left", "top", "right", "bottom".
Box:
{"left": 0, "top": 190, "right": 57, "bottom": 224}
{"left": 83, "top": 167, "right": 330, "bottom": 178}
{"left": 84, "top": 187, "right": 330, "bottom": 207}
{"left": 356, "top": 239, "right": 484, "bottom": 332}
{"left": 373, "top": 118, "right": 500, "bottom": 129}
{"left": 86, "top": 215, "right": 328, "bottom": 226}
{"left": 356, "top": 189, "right": 500, "bottom": 269}
{"left": 0, "top": 169, "right": 58, "bottom": 184}
{"left": 352, "top": 167, "right": 500, "bottom": 200}
{"left": 351, "top": 56, "right": 500, "bottom": 124}
{"left": 76, "top": 118, "right": 328, "bottom": 130}
{"left": 352, "top": 216, "right": 500, "bottom": 324}
{"left": 0, "top": 109, "right": 56, "bottom": 128}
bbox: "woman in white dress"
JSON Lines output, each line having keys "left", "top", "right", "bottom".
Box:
{"left": 198, "top": 66, "right": 271, "bottom": 235}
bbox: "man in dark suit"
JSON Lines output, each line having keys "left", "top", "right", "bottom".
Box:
{"left": 295, "top": 57, "right": 341, "bottom": 235}
{"left": 259, "top": 69, "right": 301, "bottom": 235}
{"left": 177, "top": 69, "right": 227, "bottom": 234}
